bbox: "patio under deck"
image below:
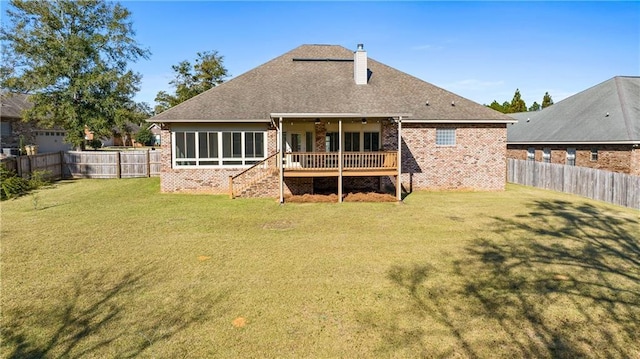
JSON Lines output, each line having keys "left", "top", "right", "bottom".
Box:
{"left": 282, "top": 151, "right": 398, "bottom": 177}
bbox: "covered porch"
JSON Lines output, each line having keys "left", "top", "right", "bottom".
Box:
{"left": 272, "top": 112, "right": 409, "bottom": 203}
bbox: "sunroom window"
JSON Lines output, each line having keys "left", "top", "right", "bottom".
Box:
{"left": 173, "top": 130, "right": 266, "bottom": 167}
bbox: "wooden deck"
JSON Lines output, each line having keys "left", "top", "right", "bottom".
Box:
{"left": 283, "top": 151, "right": 397, "bottom": 177}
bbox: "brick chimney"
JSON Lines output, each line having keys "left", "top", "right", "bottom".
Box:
{"left": 354, "top": 43, "right": 367, "bottom": 85}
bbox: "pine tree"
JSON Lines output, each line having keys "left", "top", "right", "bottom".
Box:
{"left": 509, "top": 89, "right": 527, "bottom": 113}
{"left": 541, "top": 92, "right": 554, "bottom": 109}
{"left": 529, "top": 102, "right": 541, "bottom": 111}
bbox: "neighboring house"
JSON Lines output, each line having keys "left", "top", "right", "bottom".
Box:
{"left": 507, "top": 76, "right": 640, "bottom": 176}
{"left": 1, "top": 92, "right": 72, "bottom": 155}
{"left": 148, "top": 44, "right": 515, "bottom": 202}
{"left": 148, "top": 123, "right": 162, "bottom": 146}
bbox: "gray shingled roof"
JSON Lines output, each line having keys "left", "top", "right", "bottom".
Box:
{"left": 0, "top": 92, "right": 32, "bottom": 120}
{"left": 150, "top": 44, "right": 513, "bottom": 123}
{"left": 508, "top": 76, "right": 640, "bottom": 143}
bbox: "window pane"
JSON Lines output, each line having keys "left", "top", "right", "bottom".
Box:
{"left": 209, "top": 133, "right": 218, "bottom": 158}
{"left": 232, "top": 133, "right": 242, "bottom": 157}
{"left": 345, "top": 132, "right": 359, "bottom": 152}
{"left": 364, "top": 132, "right": 379, "bottom": 151}
{"left": 255, "top": 133, "right": 264, "bottom": 157}
{"left": 245, "top": 132, "right": 255, "bottom": 157}
{"left": 326, "top": 132, "right": 339, "bottom": 152}
{"left": 176, "top": 132, "right": 186, "bottom": 158}
{"left": 185, "top": 132, "right": 196, "bottom": 158}
{"left": 305, "top": 132, "right": 313, "bottom": 152}
{"left": 198, "top": 132, "right": 208, "bottom": 157}
{"left": 436, "top": 128, "right": 456, "bottom": 146}
{"left": 223, "top": 132, "right": 231, "bottom": 157}
{"left": 200, "top": 160, "right": 219, "bottom": 166}
{"left": 352, "top": 133, "right": 360, "bottom": 152}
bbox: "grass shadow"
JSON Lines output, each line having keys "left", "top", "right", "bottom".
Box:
{"left": 364, "top": 199, "right": 640, "bottom": 357}
{"left": 1, "top": 266, "right": 229, "bottom": 358}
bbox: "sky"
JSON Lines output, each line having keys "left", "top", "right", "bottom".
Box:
{"left": 4, "top": 1, "right": 640, "bottom": 109}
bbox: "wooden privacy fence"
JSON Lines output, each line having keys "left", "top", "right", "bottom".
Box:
{"left": 1, "top": 152, "right": 65, "bottom": 180}
{"left": 1, "top": 150, "right": 162, "bottom": 180}
{"left": 507, "top": 159, "right": 640, "bottom": 209}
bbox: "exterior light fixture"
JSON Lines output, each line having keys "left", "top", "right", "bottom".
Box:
{"left": 315, "top": 118, "right": 321, "bottom": 124}
{"left": 361, "top": 118, "right": 367, "bottom": 124}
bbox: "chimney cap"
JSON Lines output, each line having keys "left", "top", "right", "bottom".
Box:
{"left": 357, "top": 43, "right": 364, "bottom": 51}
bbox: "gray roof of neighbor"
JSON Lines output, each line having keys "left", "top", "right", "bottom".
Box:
{"left": 508, "top": 76, "right": 640, "bottom": 143}
{"left": 1, "top": 92, "right": 31, "bottom": 119}
{"left": 150, "top": 44, "right": 513, "bottom": 123}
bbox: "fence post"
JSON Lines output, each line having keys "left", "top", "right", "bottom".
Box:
{"left": 59, "top": 151, "right": 65, "bottom": 180}
{"left": 229, "top": 176, "right": 234, "bottom": 199}
{"left": 116, "top": 151, "right": 121, "bottom": 178}
{"left": 28, "top": 155, "right": 33, "bottom": 178}
{"left": 146, "top": 150, "right": 151, "bottom": 177}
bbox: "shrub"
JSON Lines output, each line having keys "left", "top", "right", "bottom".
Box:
{"left": 1, "top": 166, "right": 30, "bottom": 200}
{"left": 0, "top": 166, "right": 51, "bottom": 200}
{"left": 87, "top": 139, "right": 102, "bottom": 150}
{"left": 29, "top": 170, "right": 51, "bottom": 190}
{"left": 135, "top": 128, "right": 154, "bottom": 146}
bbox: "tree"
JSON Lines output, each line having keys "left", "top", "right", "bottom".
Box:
{"left": 0, "top": 0, "right": 150, "bottom": 150}
{"left": 487, "top": 100, "right": 504, "bottom": 113}
{"left": 509, "top": 89, "right": 527, "bottom": 113}
{"left": 528, "top": 101, "right": 541, "bottom": 111}
{"left": 134, "top": 127, "right": 154, "bottom": 146}
{"left": 541, "top": 92, "right": 554, "bottom": 109}
{"left": 154, "top": 51, "right": 227, "bottom": 114}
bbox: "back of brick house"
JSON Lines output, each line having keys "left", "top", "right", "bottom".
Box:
{"left": 148, "top": 44, "right": 516, "bottom": 202}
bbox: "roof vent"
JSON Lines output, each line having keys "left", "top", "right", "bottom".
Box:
{"left": 354, "top": 44, "right": 367, "bottom": 85}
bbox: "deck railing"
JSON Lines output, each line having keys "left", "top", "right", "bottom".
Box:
{"left": 283, "top": 151, "right": 397, "bottom": 171}
{"left": 229, "top": 152, "right": 279, "bottom": 198}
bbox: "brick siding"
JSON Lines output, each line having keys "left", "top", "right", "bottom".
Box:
{"left": 160, "top": 122, "right": 509, "bottom": 194}
{"left": 507, "top": 144, "right": 639, "bottom": 175}
{"left": 390, "top": 123, "right": 507, "bottom": 191}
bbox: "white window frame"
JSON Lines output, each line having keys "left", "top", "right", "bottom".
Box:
{"left": 436, "top": 128, "right": 456, "bottom": 146}
{"left": 590, "top": 148, "right": 598, "bottom": 161}
{"left": 542, "top": 148, "right": 551, "bottom": 163}
{"left": 527, "top": 148, "right": 535, "bottom": 161}
{"left": 172, "top": 129, "right": 267, "bottom": 168}
{"left": 566, "top": 148, "right": 576, "bottom": 166}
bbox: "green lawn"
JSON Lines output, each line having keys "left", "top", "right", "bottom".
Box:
{"left": 1, "top": 178, "right": 638, "bottom": 358}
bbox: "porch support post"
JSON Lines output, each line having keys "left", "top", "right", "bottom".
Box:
{"left": 397, "top": 116, "right": 402, "bottom": 202}
{"left": 338, "top": 119, "right": 343, "bottom": 203}
{"left": 279, "top": 117, "right": 284, "bottom": 204}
